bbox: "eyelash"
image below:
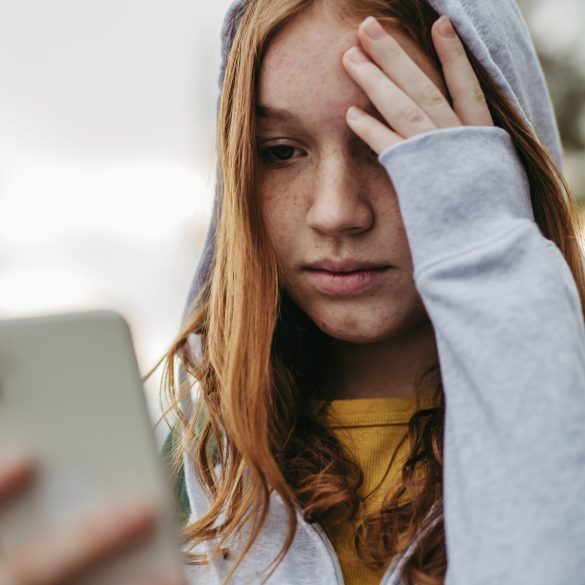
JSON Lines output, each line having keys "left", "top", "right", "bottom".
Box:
{"left": 258, "top": 144, "right": 305, "bottom": 166}
{"left": 257, "top": 143, "right": 379, "bottom": 167}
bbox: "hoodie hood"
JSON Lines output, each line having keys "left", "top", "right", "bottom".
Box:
{"left": 182, "top": 0, "right": 562, "bottom": 325}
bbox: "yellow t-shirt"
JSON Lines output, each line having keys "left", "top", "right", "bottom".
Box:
{"left": 313, "top": 392, "right": 438, "bottom": 585}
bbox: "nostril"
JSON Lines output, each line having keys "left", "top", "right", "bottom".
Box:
{"left": 306, "top": 192, "right": 374, "bottom": 236}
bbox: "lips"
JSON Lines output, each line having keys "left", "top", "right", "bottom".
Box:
{"left": 304, "top": 259, "right": 392, "bottom": 295}
{"left": 305, "top": 258, "right": 391, "bottom": 273}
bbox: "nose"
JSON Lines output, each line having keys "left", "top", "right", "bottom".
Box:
{"left": 306, "top": 151, "right": 374, "bottom": 236}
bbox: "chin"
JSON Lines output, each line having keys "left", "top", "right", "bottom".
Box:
{"left": 309, "top": 308, "right": 403, "bottom": 344}
{"left": 321, "top": 326, "right": 391, "bottom": 344}
{"left": 304, "top": 297, "right": 432, "bottom": 345}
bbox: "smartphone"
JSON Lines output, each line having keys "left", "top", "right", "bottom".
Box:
{"left": 0, "top": 310, "right": 184, "bottom": 584}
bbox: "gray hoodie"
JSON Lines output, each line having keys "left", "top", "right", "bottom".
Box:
{"left": 179, "top": 1, "right": 585, "bottom": 583}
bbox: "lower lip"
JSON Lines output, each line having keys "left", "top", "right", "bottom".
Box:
{"left": 305, "top": 268, "right": 391, "bottom": 296}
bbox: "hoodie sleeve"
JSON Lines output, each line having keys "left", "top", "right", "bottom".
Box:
{"left": 378, "top": 125, "right": 585, "bottom": 585}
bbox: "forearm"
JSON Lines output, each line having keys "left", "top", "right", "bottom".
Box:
{"left": 380, "top": 126, "right": 585, "bottom": 584}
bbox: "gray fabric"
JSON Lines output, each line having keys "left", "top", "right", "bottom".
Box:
{"left": 425, "top": 0, "right": 562, "bottom": 169}
{"left": 181, "top": 1, "right": 585, "bottom": 583}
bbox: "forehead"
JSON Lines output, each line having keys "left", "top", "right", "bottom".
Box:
{"left": 256, "top": 4, "right": 438, "bottom": 128}
{"left": 257, "top": 6, "right": 366, "bottom": 120}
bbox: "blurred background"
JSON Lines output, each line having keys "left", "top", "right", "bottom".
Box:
{"left": 517, "top": 0, "right": 585, "bottom": 200}
{"left": 1, "top": 0, "right": 584, "bottom": 435}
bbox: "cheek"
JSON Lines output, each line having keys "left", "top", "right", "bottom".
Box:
{"left": 394, "top": 206, "right": 410, "bottom": 256}
{"left": 377, "top": 180, "right": 412, "bottom": 261}
{"left": 259, "top": 181, "right": 305, "bottom": 258}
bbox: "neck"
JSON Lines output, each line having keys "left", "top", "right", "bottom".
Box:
{"left": 316, "top": 320, "right": 439, "bottom": 400}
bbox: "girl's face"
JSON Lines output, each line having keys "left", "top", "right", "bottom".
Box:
{"left": 257, "top": 3, "right": 448, "bottom": 344}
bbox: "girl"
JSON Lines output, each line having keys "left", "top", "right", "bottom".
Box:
{"left": 158, "top": 0, "right": 585, "bottom": 582}
{"left": 161, "top": 0, "right": 585, "bottom": 584}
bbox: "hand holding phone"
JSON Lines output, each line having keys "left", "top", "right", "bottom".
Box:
{"left": 0, "top": 311, "right": 187, "bottom": 585}
{"left": 0, "top": 451, "right": 186, "bottom": 585}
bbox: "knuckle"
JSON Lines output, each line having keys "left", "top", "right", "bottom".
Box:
{"left": 469, "top": 84, "right": 487, "bottom": 105}
{"left": 382, "top": 37, "right": 404, "bottom": 61}
{"left": 402, "top": 106, "right": 426, "bottom": 126}
{"left": 421, "top": 84, "right": 445, "bottom": 108}
{"left": 449, "top": 41, "right": 466, "bottom": 59}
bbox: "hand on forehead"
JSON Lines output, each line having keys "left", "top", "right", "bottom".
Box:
{"left": 257, "top": 5, "right": 492, "bottom": 152}
{"left": 342, "top": 14, "right": 493, "bottom": 153}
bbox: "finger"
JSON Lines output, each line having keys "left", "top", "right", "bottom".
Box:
{"left": 342, "top": 46, "right": 436, "bottom": 139}
{"left": 5, "top": 501, "right": 156, "bottom": 585}
{"left": 345, "top": 106, "right": 403, "bottom": 155}
{"left": 0, "top": 452, "right": 36, "bottom": 504}
{"left": 431, "top": 16, "right": 494, "bottom": 127}
{"left": 357, "top": 16, "right": 461, "bottom": 129}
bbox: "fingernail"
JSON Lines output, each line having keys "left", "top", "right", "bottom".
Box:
{"left": 347, "top": 106, "right": 362, "bottom": 121}
{"left": 347, "top": 47, "right": 369, "bottom": 64}
{"left": 364, "top": 16, "right": 385, "bottom": 39}
{"left": 438, "top": 16, "right": 456, "bottom": 38}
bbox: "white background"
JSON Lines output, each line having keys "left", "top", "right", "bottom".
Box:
{"left": 0, "top": 0, "right": 234, "bottom": 428}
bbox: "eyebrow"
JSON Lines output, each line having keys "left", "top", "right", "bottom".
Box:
{"left": 256, "top": 104, "right": 298, "bottom": 121}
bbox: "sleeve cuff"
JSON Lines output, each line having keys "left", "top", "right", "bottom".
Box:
{"left": 378, "top": 126, "right": 536, "bottom": 272}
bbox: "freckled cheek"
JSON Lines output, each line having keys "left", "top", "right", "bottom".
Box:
{"left": 259, "top": 185, "right": 307, "bottom": 260}
{"left": 380, "top": 186, "right": 409, "bottom": 240}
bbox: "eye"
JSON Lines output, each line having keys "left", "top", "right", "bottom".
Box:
{"left": 258, "top": 144, "right": 305, "bottom": 166}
